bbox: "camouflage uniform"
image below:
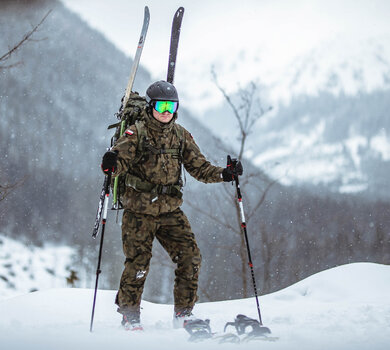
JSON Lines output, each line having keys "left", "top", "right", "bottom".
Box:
{"left": 111, "top": 108, "right": 224, "bottom": 317}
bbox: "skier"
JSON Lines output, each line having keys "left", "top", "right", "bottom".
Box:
{"left": 101, "top": 80, "right": 243, "bottom": 331}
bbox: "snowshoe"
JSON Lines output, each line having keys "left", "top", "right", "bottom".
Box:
{"left": 224, "top": 314, "right": 271, "bottom": 337}
{"left": 183, "top": 318, "right": 213, "bottom": 342}
{"left": 214, "top": 332, "right": 241, "bottom": 344}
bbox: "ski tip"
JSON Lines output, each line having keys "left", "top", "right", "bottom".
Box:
{"left": 176, "top": 7, "right": 185, "bottom": 16}
{"left": 144, "top": 6, "right": 150, "bottom": 19}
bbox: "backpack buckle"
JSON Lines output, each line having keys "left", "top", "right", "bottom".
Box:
{"left": 160, "top": 185, "right": 169, "bottom": 194}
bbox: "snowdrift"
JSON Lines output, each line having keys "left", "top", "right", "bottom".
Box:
{"left": 0, "top": 262, "right": 389, "bottom": 350}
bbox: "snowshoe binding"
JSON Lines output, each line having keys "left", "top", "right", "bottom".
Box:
{"left": 183, "top": 318, "right": 213, "bottom": 342}
{"left": 224, "top": 314, "right": 271, "bottom": 338}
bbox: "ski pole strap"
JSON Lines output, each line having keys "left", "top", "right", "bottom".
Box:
{"left": 125, "top": 173, "right": 183, "bottom": 198}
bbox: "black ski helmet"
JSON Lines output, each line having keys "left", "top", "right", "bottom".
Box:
{"left": 146, "top": 80, "right": 179, "bottom": 103}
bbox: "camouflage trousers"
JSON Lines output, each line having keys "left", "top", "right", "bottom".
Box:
{"left": 116, "top": 208, "right": 201, "bottom": 316}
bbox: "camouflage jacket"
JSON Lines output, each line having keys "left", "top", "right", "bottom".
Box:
{"left": 112, "top": 109, "right": 224, "bottom": 216}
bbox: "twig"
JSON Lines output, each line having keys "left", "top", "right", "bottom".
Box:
{"left": 0, "top": 176, "right": 27, "bottom": 201}
{"left": 0, "top": 9, "right": 52, "bottom": 69}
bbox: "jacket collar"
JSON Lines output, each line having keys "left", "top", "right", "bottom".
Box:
{"left": 144, "top": 108, "right": 177, "bottom": 133}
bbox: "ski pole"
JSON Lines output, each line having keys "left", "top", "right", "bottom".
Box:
{"left": 90, "top": 170, "right": 112, "bottom": 332}
{"left": 228, "top": 155, "right": 264, "bottom": 325}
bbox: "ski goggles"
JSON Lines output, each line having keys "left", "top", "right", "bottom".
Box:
{"left": 153, "top": 100, "right": 178, "bottom": 114}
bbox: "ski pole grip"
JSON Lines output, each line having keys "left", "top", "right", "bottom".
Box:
{"left": 227, "top": 155, "right": 239, "bottom": 182}
{"left": 227, "top": 155, "right": 232, "bottom": 166}
{"left": 227, "top": 155, "right": 238, "bottom": 168}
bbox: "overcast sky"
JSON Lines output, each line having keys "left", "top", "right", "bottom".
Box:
{"left": 62, "top": 0, "right": 390, "bottom": 109}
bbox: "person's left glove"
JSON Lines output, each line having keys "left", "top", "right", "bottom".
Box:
{"left": 222, "top": 160, "right": 243, "bottom": 182}
{"left": 101, "top": 150, "right": 118, "bottom": 174}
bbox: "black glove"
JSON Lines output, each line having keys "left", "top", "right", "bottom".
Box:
{"left": 101, "top": 150, "right": 118, "bottom": 174}
{"left": 222, "top": 159, "right": 243, "bottom": 182}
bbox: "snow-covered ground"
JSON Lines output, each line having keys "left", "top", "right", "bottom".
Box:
{"left": 0, "top": 262, "right": 389, "bottom": 349}
{"left": 0, "top": 234, "right": 75, "bottom": 300}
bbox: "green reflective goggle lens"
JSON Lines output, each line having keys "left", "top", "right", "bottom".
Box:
{"left": 154, "top": 100, "right": 178, "bottom": 114}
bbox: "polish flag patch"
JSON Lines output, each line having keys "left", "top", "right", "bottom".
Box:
{"left": 125, "top": 129, "right": 134, "bottom": 136}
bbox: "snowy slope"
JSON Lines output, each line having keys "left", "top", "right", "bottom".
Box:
{"left": 0, "top": 263, "right": 389, "bottom": 349}
{"left": 266, "top": 36, "right": 390, "bottom": 104}
{"left": 190, "top": 34, "right": 390, "bottom": 196}
{"left": 0, "top": 234, "right": 75, "bottom": 300}
{"left": 244, "top": 36, "right": 390, "bottom": 195}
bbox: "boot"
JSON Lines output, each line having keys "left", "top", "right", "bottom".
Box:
{"left": 121, "top": 312, "right": 143, "bottom": 331}
{"left": 173, "top": 308, "right": 196, "bottom": 329}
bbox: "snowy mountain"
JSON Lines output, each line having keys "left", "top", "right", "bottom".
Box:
{"left": 0, "top": 263, "right": 389, "bottom": 349}
{"left": 1, "top": 0, "right": 389, "bottom": 306}
{"left": 59, "top": 1, "right": 390, "bottom": 197}
{"left": 0, "top": 0, "right": 150, "bottom": 244}
{"left": 269, "top": 35, "right": 390, "bottom": 104}
{"left": 253, "top": 36, "right": 390, "bottom": 197}
{"left": 207, "top": 36, "right": 390, "bottom": 198}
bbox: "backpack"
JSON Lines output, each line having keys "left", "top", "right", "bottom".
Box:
{"left": 107, "top": 91, "right": 184, "bottom": 209}
{"left": 108, "top": 91, "right": 147, "bottom": 145}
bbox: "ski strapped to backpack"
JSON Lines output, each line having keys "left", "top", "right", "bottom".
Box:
{"left": 110, "top": 7, "right": 185, "bottom": 209}
{"left": 111, "top": 6, "right": 150, "bottom": 209}
{"left": 167, "top": 7, "right": 184, "bottom": 84}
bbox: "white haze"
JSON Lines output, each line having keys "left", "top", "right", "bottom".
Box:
{"left": 62, "top": 0, "right": 390, "bottom": 114}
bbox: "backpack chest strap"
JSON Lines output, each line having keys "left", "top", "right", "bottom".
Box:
{"left": 143, "top": 143, "right": 181, "bottom": 156}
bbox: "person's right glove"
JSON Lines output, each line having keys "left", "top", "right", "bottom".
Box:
{"left": 222, "top": 160, "right": 243, "bottom": 182}
{"left": 101, "top": 150, "right": 118, "bottom": 174}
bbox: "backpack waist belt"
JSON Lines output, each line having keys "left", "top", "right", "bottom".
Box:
{"left": 125, "top": 173, "right": 182, "bottom": 199}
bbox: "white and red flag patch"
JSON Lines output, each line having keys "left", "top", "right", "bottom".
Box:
{"left": 125, "top": 129, "right": 134, "bottom": 136}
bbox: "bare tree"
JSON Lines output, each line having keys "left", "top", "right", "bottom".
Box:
{"left": 0, "top": 9, "right": 51, "bottom": 69}
{"left": 0, "top": 177, "right": 28, "bottom": 213}
{"left": 188, "top": 68, "right": 276, "bottom": 299}
{"left": 0, "top": 10, "right": 51, "bottom": 201}
{"left": 211, "top": 68, "right": 272, "bottom": 161}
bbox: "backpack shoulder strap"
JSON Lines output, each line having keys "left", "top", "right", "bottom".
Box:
{"left": 174, "top": 123, "right": 185, "bottom": 157}
{"left": 135, "top": 119, "right": 147, "bottom": 145}
{"left": 132, "top": 119, "right": 148, "bottom": 163}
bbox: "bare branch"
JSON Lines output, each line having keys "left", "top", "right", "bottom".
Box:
{"left": 247, "top": 177, "right": 278, "bottom": 220}
{"left": 0, "top": 9, "right": 52, "bottom": 69}
{"left": 198, "top": 284, "right": 213, "bottom": 301}
{"left": 211, "top": 67, "right": 245, "bottom": 134}
{"left": 0, "top": 176, "right": 27, "bottom": 201}
{"left": 186, "top": 199, "right": 237, "bottom": 232}
{"left": 189, "top": 69, "right": 275, "bottom": 299}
